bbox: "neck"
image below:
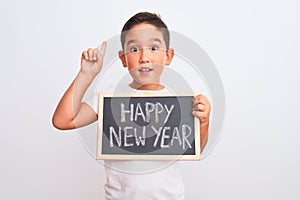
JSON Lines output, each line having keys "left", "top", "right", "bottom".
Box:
{"left": 129, "top": 82, "right": 164, "bottom": 91}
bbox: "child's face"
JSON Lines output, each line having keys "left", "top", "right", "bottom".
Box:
{"left": 119, "top": 23, "right": 174, "bottom": 89}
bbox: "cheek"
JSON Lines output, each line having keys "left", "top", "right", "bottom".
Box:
{"left": 155, "top": 54, "right": 167, "bottom": 64}
{"left": 125, "top": 55, "right": 138, "bottom": 68}
{"left": 127, "top": 61, "right": 138, "bottom": 71}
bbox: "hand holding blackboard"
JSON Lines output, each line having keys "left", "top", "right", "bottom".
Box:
{"left": 96, "top": 92, "right": 200, "bottom": 160}
{"left": 192, "top": 94, "right": 211, "bottom": 152}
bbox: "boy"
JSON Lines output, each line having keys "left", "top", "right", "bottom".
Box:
{"left": 52, "top": 12, "right": 210, "bottom": 199}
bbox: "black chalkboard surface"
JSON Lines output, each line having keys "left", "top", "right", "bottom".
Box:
{"left": 96, "top": 92, "right": 200, "bottom": 160}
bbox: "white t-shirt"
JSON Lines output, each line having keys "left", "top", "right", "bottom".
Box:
{"left": 84, "top": 85, "right": 184, "bottom": 200}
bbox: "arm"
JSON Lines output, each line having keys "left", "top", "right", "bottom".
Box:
{"left": 52, "top": 42, "right": 107, "bottom": 130}
{"left": 192, "top": 94, "right": 211, "bottom": 153}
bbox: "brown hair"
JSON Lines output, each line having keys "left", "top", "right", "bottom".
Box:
{"left": 121, "top": 12, "right": 170, "bottom": 50}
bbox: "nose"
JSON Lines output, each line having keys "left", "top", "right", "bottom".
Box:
{"left": 139, "top": 48, "right": 150, "bottom": 63}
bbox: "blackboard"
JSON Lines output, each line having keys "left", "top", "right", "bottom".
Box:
{"left": 96, "top": 92, "right": 200, "bottom": 160}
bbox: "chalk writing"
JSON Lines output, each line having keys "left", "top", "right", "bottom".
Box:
{"left": 98, "top": 94, "right": 199, "bottom": 159}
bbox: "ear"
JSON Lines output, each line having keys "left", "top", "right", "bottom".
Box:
{"left": 118, "top": 50, "right": 127, "bottom": 67}
{"left": 165, "top": 48, "right": 174, "bottom": 66}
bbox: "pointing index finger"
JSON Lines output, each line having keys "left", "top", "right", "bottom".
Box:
{"left": 98, "top": 41, "right": 107, "bottom": 58}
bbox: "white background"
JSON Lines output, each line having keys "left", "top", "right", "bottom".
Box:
{"left": 1, "top": 0, "right": 299, "bottom": 199}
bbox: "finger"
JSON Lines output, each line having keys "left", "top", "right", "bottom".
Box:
{"left": 193, "top": 95, "right": 209, "bottom": 107}
{"left": 193, "top": 104, "right": 205, "bottom": 112}
{"left": 193, "top": 95, "right": 204, "bottom": 107}
{"left": 192, "top": 110, "right": 201, "bottom": 118}
{"left": 82, "top": 51, "right": 88, "bottom": 60}
{"left": 98, "top": 41, "right": 107, "bottom": 58}
{"left": 192, "top": 110, "right": 209, "bottom": 123}
{"left": 87, "top": 48, "right": 94, "bottom": 61}
{"left": 92, "top": 48, "right": 99, "bottom": 61}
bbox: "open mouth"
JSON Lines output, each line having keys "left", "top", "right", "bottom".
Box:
{"left": 138, "top": 67, "right": 153, "bottom": 73}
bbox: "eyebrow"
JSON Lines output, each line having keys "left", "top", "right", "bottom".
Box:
{"left": 149, "top": 38, "right": 162, "bottom": 44}
{"left": 126, "top": 38, "right": 162, "bottom": 46}
{"left": 126, "top": 39, "right": 138, "bottom": 46}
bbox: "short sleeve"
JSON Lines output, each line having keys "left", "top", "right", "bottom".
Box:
{"left": 83, "top": 84, "right": 118, "bottom": 114}
{"left": 83, "top": 92, "right": 99, "bottom": 114}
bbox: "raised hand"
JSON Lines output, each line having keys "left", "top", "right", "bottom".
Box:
{"left": 80, "top": 41, "right": 107, "bottom": 78}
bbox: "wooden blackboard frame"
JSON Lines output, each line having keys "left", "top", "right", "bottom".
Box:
{"left": 96, "top": 92, "right": 200, "bottom": 161}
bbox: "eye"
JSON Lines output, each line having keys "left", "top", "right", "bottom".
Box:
{"left": 130, "top": 46, "right": 140, "bottom": 52}
{"left": 150, "top": 45, "right": 159, "bottom": 51}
